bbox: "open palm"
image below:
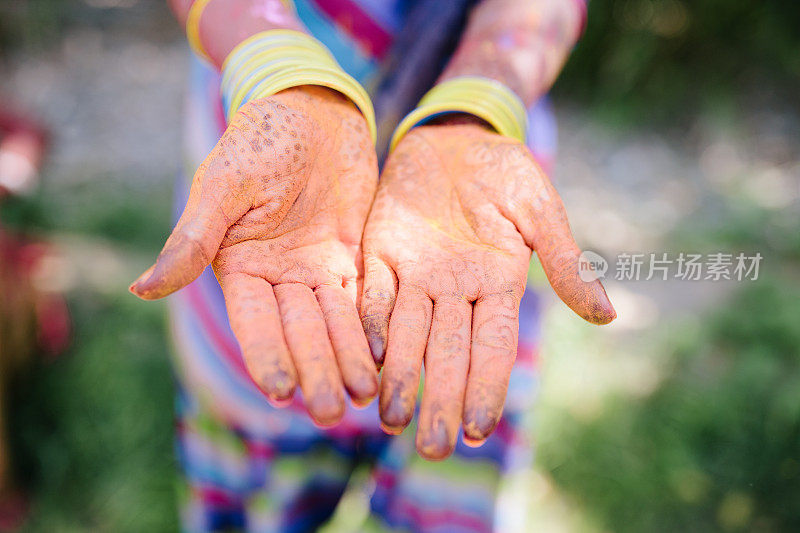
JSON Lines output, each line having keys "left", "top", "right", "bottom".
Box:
{"left": 131, "top": 86, "right": 379, "bottom": 426}
{"left": 360, "top": 121, "right": 615, "bottom": 459}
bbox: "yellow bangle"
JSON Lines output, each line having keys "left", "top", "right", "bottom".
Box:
{"left": 223, "top": 47, "right": 338, "bottom": 109}
{"left": 389, "top": 76, "right": 529, "bottom": 153}
{"left": 221, "top": 30, "right": 377, "bottom": 144}
{"left": 221, "top": 30, "right": 333, "bottom": 90}
{"left": 186, "top": 0, "right": 214, "bottom": 63}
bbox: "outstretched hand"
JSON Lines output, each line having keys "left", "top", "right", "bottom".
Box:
{"left": 360, "top": 120, "right": 615, "bottom": 460}
{"left": 130, "top": 86, "right": 379, "bottom": 426}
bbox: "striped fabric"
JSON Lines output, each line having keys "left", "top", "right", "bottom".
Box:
{"left": 171, "top": 0, "right": 584, "bottom": 530}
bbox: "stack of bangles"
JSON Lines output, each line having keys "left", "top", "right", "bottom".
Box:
{"left": 389, "top": 76, "right": 528, "bottom": 151}
{"left": 185, "top": 1, "right": 527, "bottom": 152}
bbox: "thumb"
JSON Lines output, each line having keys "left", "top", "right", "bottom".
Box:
{"left": 130, "top": 166, "right": 243, "bottom": 300}
{"left": 511, "top": 169, "right": 616, "bottom": 325}
{"left": 533, "top": 223, "right": 616, "bottom": 325}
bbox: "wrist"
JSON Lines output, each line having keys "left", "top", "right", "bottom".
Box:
{"left": 189, "top": 0, "right": 303, "bottom": 68}
{"left": 426, "top": 113, "right": 492, "bottom": 130}
{"left": 263, "top": 85, "right": 359, "bottom": 113}
{"left": 221, "top": 30, "right": 377, "bottom": 143}
{"left": 389, "top": 76, "right": 527, "bottom": 153}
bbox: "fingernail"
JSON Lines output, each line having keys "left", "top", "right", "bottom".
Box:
{"left": 366, "top": 332, "right": 385, "bottom": 367}
{"left": 591, "top": 292, "right": 617, "bottom": 325}
{"left": 380, "top": 389, "right": 412, "bottom": 432}
{"left": 348, "top": 371, "right": 378, "bottom": 408}
{"left": 462, "top": 435, "right": 487, "bottom": 448}
{"left": 380, "top": 421, "right": 405, "bottom": 435}
{"left": 266, "top": 370, "right": 296, "bottom": 403}
{"left": 416, "top": 420, "right": 452, "bottom": 461}
{"left": 463, "top": 406, "right": 499, "bottom": 443}
{"left": 352, "top": 396, "right": 374, "bottom": 409}
{"left": 129, "top": 264, "right": 155, "bottom": 295}
{"left": 308, "top": 390, "right": 345, "bottom": 427}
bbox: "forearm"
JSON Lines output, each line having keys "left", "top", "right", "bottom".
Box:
{"left": 440, "top": 0, "right": 585, "bottom": 106}
{"left": 167, "top": 0, "right": 192, "bottom": 25}
{"left": 170, "top": 0, "right": 305, "bottom": 69}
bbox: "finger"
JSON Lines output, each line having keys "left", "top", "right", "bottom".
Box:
{"left": 379, "top": 284, "right": 432, "bottom": 434}
{"left": 359, "top": 254, "right": 397, "bottom": 367}
{"left": 513, "top": 169, "right": 616, "bottom": 325}
{"left": 315, "top": 283, "right": 378, "bottom": 407}
{"left": 274, "top": 283, "right": 345, "bottom": 426}
{"left": 462, "top": 291, "right": 520, "bottom": 446}
{"left": 219, "top": 273, "right": 297, "bottom": 404}
{"left": 416, "top": 297, "right": 472, "bottom": 461}
{"left": 130, "top": 163, "right": 243, "bottom": 300}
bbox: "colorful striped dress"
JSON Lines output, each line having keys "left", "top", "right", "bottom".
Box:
{"left": 170, "top": 1, "right": 583, "bottom": 531}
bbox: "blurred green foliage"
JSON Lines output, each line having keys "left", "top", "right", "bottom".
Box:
{"left": 538, "top": 279, "right": 800, "bottom": 532}
{"left": 558, "top": 0, "right": 800, "bottom": 121}
{"left": 3, "top": 180, "right": 178, "bottom": 532}
{"left": 1, "top": 180, "right": 172, "bottom": 252}
{"left": 674, "top": 202, "right": 800, "bottom": 265}
{"left": 9, "top": 294, "right": 178, "bottom": 533}
{"left": 0, "top": 0, "right": 71, "bottom": 50}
